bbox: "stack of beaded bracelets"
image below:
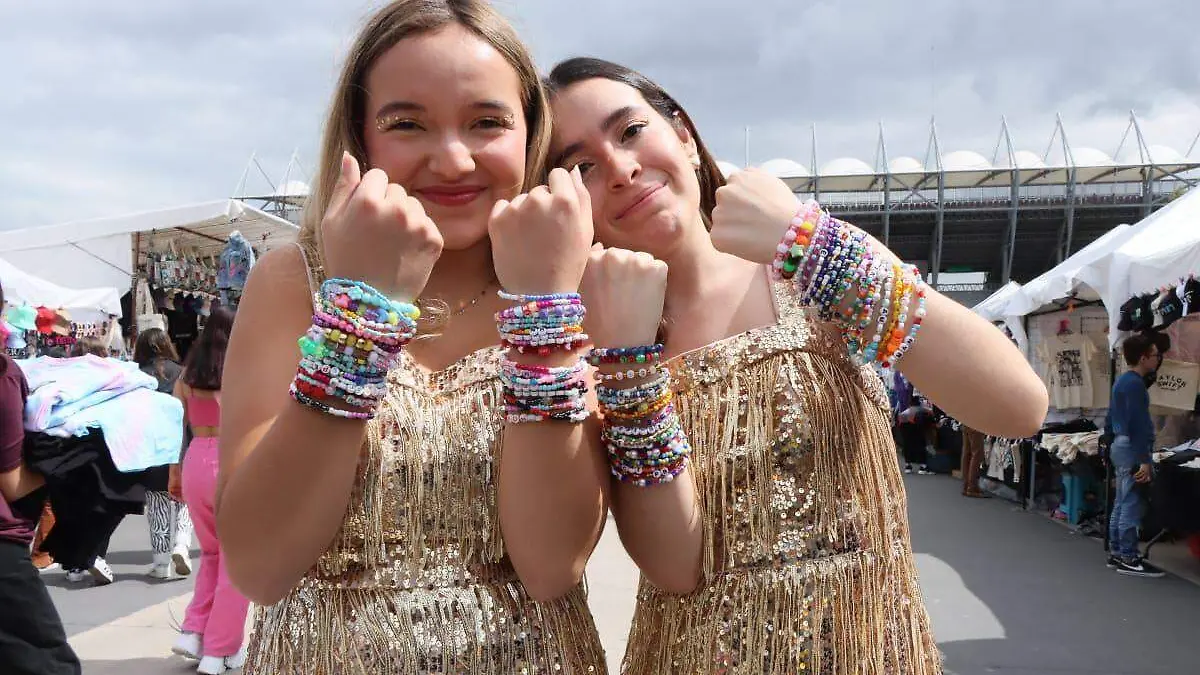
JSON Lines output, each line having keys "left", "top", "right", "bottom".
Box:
{"left": 289, "top": 278, "right": 419, "bottom": 420}
{"left": 592, "top": 345, "right": 691, "bottom": 487}
{"left": 499, "top": 357, "right": 589, "bottom": 423}
{"left": 772, "top": 202, "right": 928, "bottom": 370}
{"left": 495, "top": 290, "right": 588, "bottom": 356}
{"left": 496, "top": 290, "right": 590, "bottom": 423}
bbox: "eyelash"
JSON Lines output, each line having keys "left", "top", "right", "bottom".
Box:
{"left": 568, "top": 121, "right": 648, "bottom": 178}
{"left": 375, "top": 115, "right": 516, "bottom": 133}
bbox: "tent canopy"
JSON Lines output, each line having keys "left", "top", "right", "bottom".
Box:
{"left": 0, "top": 199, "right": 298, "bottom": 292}
{"left": 972, "top": 280, "right": 1021, "bottom": 322}
{"left": 1002, "top": 223, "right": 1135, "bottom": 317}
{"left": 1099, "top": 186, "right": 1200, "bottom": 343}
{"left": 0, "top": 257, "right": 121, "bottom": 315}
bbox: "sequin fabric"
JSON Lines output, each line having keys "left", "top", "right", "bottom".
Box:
{"left": 621, "top": 279, "right": 941, "bottom": 674}
{"left": 245, "top": 249, "right": 606, "bottom": 674}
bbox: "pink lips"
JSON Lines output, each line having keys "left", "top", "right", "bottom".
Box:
{"left": 414, "top": 186, "right": 485, "bottom": 207}
{"left": 615, "top": 183, "right": 664, "bottom": 221}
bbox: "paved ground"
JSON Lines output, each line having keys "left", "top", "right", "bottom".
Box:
{"left": 48, "top": 473, "right": 1200, "bottom": 674}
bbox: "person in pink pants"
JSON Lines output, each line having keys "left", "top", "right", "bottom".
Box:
{"left": 168, "top": 308, "right": 249, "bottom": 675}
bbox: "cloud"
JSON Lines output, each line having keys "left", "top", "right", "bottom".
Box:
{"left": 2, "top": 0, "right": 1196, "bottom": 229}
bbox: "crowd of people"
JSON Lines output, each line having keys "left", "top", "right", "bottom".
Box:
{"left": 0, "top": 284, "right": 249, "bottom": 674}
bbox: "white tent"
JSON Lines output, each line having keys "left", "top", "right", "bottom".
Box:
{"left": 0, "top": 199, "right": 298, "bottom": 292}
{"left": 0, "top": 257, "right": 121, "bottom": 315}
{"left": 1002, "top": 223, "right": 1136, "bottom": 318}
{"left": 1098, "top": 186, "right": 1200, "bottom": 344}
{"left": 972, "top": 280, "right": 1022, "bottom": 322}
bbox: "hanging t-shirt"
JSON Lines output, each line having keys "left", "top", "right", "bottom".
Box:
{"left": 1148, "top": 359, "right": 1200, "bottom": 411}
{"left": 1037, "top": 334, "right": 1096, "bottom": 410}
{"left": 1090, "top": 337, "right": 1112, "bottom": 409}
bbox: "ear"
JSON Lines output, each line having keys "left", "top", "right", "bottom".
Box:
{"left": 671, "top": 110, "right": 698, "bottom": 157}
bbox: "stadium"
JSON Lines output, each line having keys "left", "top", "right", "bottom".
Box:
{"left": 727, "top": 115, "right": 1200, "bottom": 305}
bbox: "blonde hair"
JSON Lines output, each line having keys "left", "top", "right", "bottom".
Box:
{"left": 298, "top": 0, "right": 552, "bottom": 267}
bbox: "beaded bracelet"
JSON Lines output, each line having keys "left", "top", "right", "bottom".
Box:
{"left": 774, "top": 203, "right": 929, "bottom": 370}
{"left": 595, "top": 358, "right": 692, "bottom": 487}
{"left": 773, "top": 200, "right": 822, "bottom": 280}
{"left": 495, "top": 290, "right": 589, "bottom": 355}
{"left": 586, "top": 344, "right": 664, "bottom": 366}
{"left": 499, "top": 356, "right": 589, "bottom": 424}
{"left": 289, "top": 278, "right": 415, "bottom": 420}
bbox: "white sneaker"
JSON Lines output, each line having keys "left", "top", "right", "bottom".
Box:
{"left": 148, "top": 552, "right": 175, "bottom": 580}
{"left": 89, "top": 557, "right": 115, "bottom": 586}
{"left": 224, "top": 647, "right": 248, "bottom": 670}
{"left": 172, "top": 546, "right": 193, "bottom": 577}
{"left": 171, "top": 631, "right": 202, "bottom": 660}
{"left": 65, "top": 569, "right": 88, "bottom": 583}
{"left": 197, "top": 655, "right": 229, "bottom": 674}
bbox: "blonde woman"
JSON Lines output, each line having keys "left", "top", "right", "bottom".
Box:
{"left": 217, "top": 2, "right": 608, "bottom": 673}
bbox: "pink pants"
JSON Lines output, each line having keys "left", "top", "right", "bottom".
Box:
{"left": 180, "top": 437, "right": 250, "bottom": 657}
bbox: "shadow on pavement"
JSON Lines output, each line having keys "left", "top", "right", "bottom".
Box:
{"left": 81, "top": 657, "right": 196, "bottom": 674}
{"left": 907, "top": 473, "right": 1200, "bottom": 675}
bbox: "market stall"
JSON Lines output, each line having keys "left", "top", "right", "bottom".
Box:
{"left": 1, "top": 257, "right": 124, "bottom": 358}
{"left": 988, "top": 186, "right": 1200, "bottom": 566}
{"left": 0, "top": 199, "right": 298, "bottom": 354}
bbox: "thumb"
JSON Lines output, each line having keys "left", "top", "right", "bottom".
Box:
{"left": 328, "top": 151, "right": 362, "bottom": 217}
{"left": 572, "top": 165, "right": 593, "bottom": 224}
{"left": 488, "top": 198, "right": 509, "bottom": 230}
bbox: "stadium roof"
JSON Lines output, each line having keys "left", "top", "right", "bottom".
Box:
{"left": 723, "top": 113, "right": 1200, "bottom": 193}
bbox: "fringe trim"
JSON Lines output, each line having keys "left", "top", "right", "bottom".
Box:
{"left": 315, "top": 377, "right": 506, "bottom": 580}
{"left": 624, "top": 351, "right": 940, "bottom": 674}
{"left": 245, "top": 581, "right": 607, "bottom": 674}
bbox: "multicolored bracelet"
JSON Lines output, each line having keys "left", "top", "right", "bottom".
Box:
{"left": 775, "top": 203, "right": 928, "bottom": 370}
{"left": 495, "top": 291, "right": 589, "bottom": 355}
{"left": 595, "top": 346, "right": 691, "bottom": 487}
{"left": 289, "top": 278, "right": 416, "bottom": 420}
{"left": 499, "top": 357, "right": 589, "bottom": 423}
{"left": 494, "top": 290, "right": 590, "bottom": 424}
{"left": 586, "top": 344, "right": 664, "bottom": 366}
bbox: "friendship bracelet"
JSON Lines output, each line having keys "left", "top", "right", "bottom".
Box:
{"left": 773, "top": 202, "right": 928, "bottom": 370}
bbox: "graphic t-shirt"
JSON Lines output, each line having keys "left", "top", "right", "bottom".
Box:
{"left": 1038, "top": 334, "right": 1096, "bottom": 410}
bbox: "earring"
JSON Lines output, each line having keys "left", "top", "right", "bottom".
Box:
{"left": 689, "top": 154, "right": 701, "bottom": 168}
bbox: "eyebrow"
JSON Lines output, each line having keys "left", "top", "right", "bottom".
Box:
{"left": 551, "top": 105, "right": 638, "bottom": 168}
{"left": 374, "top": 99, "right": 515, "bottom": 121}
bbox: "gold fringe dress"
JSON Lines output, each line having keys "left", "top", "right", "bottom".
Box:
{"left": 243, "top": 253, "right": 607, "bottom": 674}
{"left": 620, "top": 279, "right": 942, "bottom": 674}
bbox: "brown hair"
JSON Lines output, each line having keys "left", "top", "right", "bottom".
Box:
{"left": 1122, "top": 332, "right": 1157, "bottom": 367}
{"left": 298, "top": 0, "right": 553, "bottom": 264}
{"left": 182, "top": 307, "right": 235, "bottom": 391}
{"left": 69, "top": 337, "right": 109, "bottom": 358}
{"left": 545, "top": 57, "right": 727, "bottom": 225}
{"left": 133, "top": 327, "right": 180, "bottom": 380}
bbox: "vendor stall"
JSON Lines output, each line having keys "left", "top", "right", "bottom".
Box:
{"left": 986, "top": 185, "right": 1200, "bottom": 567}
{"left": 0, "top": 199, "right": 298, "bottom": 353}
{"left": 0, "top": 258, "right": 124, "bottom": 358}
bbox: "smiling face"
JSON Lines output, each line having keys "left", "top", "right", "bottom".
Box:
{"left": 361, "top": 23, "right": 528, "bottom": 251}
{"left": 549, "top": 78, "right": 703, "bottom": 257}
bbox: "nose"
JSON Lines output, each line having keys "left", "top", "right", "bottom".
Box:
{"left": 428, "top": 134, "right": 475, "bottom": 179}
{"left": 606, "top": 148, "right": 640, "bottom": 192}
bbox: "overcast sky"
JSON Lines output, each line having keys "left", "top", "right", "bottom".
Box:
{"left": 3, "top": 0, "right": 1198, "bottom": 229}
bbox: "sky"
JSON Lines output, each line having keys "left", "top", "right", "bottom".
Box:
{"left": 2, "top": 0, "right": 1198, "bottom": 229}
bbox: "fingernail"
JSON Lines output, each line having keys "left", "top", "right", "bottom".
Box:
{"left": 340, "top": 151, "right": 352, "bottom": 175}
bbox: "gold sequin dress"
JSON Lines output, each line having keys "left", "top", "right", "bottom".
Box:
{"left": 244, "top": 343, "right": 607, "bottom": 672}
{"left": 621, "top": 279, "right": 942, "bottom": 674}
